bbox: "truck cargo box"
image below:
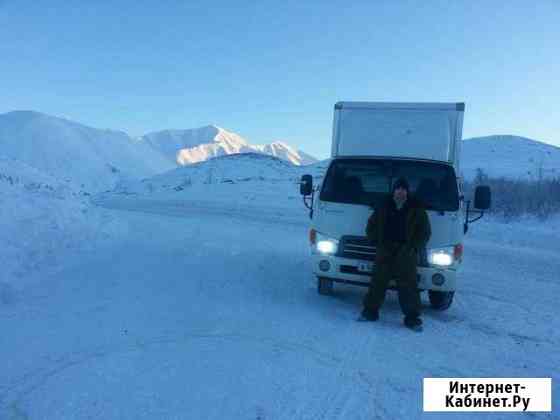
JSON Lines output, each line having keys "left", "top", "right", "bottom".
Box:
{"left": 331, "top": 102, "right": 464, "bottom": 169}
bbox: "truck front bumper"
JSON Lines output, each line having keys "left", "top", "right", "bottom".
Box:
{"left": 311, "top": 254, "right": 458, "bottom": 291}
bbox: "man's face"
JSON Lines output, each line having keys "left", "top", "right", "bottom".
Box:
{"left": 393, "top": 187, "right": 408, "bottom": 201}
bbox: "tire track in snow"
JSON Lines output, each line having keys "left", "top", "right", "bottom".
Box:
{"left": 0, "top": 331, "right": 345, "bottom": 414}
{"left": 93, "top": 197, "right": 309, "bottom": 228}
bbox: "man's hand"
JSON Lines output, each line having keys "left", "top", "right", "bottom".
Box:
{"left": 397, "top": 245, "right": 416, "bottom": 259}
{"left": 366, "top": 211, "right": 378, "bottom": 244}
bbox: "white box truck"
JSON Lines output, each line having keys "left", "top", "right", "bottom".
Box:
{"left": 300, "top": 102, "right": 491, "bottom": 310}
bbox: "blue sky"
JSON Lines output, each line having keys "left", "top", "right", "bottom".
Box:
{"left": 1, "top": 1, "right": 559, "bottom": 158}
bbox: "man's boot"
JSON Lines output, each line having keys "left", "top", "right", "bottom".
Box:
{"left": 359, "top": 308, "right": 379, "bottom": 322}
{"left": 404, "top": 316, "right": 423, "bottom": 331}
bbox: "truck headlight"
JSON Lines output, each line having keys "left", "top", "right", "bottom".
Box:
{"left": 315, "top": 232, "right": 339, "bottom": 255}
{"left": 428, "top": 247, "right": 454, "bottom": 267}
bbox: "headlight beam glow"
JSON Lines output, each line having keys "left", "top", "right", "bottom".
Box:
{"left": 317, "top": 240, "right": 336, "bottom": 254}
{"left": 428, "top": 247, "right": 455, "bottom": 267}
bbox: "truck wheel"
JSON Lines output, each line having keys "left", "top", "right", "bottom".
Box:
{"left": 428, "top": 290, "right": 454, "bottom": 310}
{"left": 317, "top": 277, "right": 334, "bottom": 295}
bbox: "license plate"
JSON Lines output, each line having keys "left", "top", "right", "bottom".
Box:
{"left": 357, "top": 262, "right": 373, "bottom": 273}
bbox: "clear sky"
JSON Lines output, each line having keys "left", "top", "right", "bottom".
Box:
{"left": 1, "top": 0, "right": 559, "bottom": 158}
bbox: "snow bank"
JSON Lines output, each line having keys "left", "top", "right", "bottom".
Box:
{"left": 0, "top": 156, "right": 125, "bottom": 294}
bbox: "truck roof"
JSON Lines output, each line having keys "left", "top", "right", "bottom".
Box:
{"left": 335, "top": 102, "right": 465, "bottom": 111}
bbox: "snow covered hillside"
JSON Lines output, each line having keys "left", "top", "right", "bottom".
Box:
{"left": 462, "top": 135, "right": 560, "bottom": 180}
{"left": 0, "top": 156, "right": 123, "bottom": 290}
{"left": 141, "top": 125, "right": 318, "bottom": 166}
{"left": 95, "top": 154, "right": 326, "bottom": 229}
{"left": 0, "top": 111, "right": 174, "bottom": 192}
{"left": 251, "top": 141, "right": 318, "bottom": 166}
{"left": 108, "top": 152, "right": 327, "bottom": 200}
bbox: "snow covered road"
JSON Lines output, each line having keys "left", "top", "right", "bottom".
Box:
{"left": 1, "top": 197, "right": 558, "bottom": 419}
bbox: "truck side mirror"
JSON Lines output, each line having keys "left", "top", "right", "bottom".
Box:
{"left": 474, "top": 185, "right": 491, "bottom": 210}
{"left": 300, "top": 174, "right": 313, "bottom": 196}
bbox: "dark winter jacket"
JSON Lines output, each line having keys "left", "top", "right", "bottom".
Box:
{"left": 366, "top": 196, "right": 431, "bottom": 263}
{"left": 384, "top": 199, "right": 409, "bottom": 243}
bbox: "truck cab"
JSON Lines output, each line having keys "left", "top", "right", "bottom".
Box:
{"left": 300, "top": 102, "right": 491, "bottom": 310}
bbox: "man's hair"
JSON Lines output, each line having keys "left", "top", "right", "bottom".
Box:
{"left": 392, "top": 177, "right": 410, "bottom": 193}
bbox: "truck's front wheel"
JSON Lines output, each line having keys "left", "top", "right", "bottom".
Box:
{"left": 317, "top": 277, "right": 334, "bottom": 295}
{"left": 428, "top": 290, "right": 454, "bottom": 310}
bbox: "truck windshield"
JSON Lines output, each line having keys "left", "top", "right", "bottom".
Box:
{"left": 320, "top": 159, "right": 459, "bottom": 211}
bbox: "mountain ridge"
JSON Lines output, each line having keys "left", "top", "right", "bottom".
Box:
{"left": 140, "top": 125, "right": 317, "bottom": 166}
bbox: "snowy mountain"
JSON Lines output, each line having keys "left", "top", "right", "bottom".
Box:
{"left": 0, "top": 111, "right": 317, "bottom": 193}
{"left": 0, "top": 111, "right": 175, "bottom": 192}
{"left": 140, "top": 125, "right": 318, "bottom": 166}
{"left": 141, "top": 125, "right": 252, "bottom": 165}
{"left": 462, "top": 135, "right": 560, "bottom": 180}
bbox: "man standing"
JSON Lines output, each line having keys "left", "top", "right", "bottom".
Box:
{"left": 361, "top": 177, "right": 431, "bottom": 331}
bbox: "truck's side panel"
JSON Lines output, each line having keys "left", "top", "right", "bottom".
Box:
{"left": 452, "top": 110, "right": 464, "bottom": 172}
{"left": 331, "top": 108, "right": 342, "bottom": 158}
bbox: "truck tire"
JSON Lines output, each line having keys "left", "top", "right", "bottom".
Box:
{"left": 317, "top": 277, "right": 334, "bottom": 295}
{"left": 428, "top": 290, "right": 454, "bottom": 310}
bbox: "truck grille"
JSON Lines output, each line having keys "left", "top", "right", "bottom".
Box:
{"left": 339, "top": 236, "right": 429, "bottom": 266}
{"left": 340, "top": 236, "right": 376, "bottom": 261}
